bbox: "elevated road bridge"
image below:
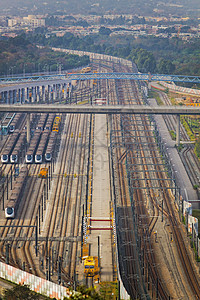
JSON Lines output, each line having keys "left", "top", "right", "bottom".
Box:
{"left": 0, "top": 104, "right": 200, "bottom": 115}
{"left": 1, "top": 104, "right": 200, "bottom": 146}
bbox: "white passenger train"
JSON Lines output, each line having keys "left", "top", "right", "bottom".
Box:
{"left": 5, "top": 166, "right": 28, "bottom": 218}
{"left": 1, "top": 130, "right": 20, "bottom": 163}
{"left": 35, "top": 129, "right": 49, "bottom": 163}
{"left": 25, "top": 129, "right": 41, "bottom": 163}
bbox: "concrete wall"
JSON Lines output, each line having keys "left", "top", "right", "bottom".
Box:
{"left": 0, "top": 262, "right": 72, "bottom": 299}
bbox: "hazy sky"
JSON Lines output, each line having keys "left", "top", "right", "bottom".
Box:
{"left": 1, "top": 0, "right": 200, "bottom": 16}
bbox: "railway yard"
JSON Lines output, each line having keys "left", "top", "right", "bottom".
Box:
{"left": 0, "top": 55, "right": 200, "bottom": 299}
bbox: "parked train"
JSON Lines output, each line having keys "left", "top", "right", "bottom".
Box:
{"left": 9, "top": 113, "right": 25, "bottom": 133}
{"left": 35, "top": 129, "right": 50, "bottom": 163}
{"left": 45, "top": 131, "right": 58, "bottom": 162}
{"left": 25, "top": 129, "right": 41, "bottom": 163}
{"left": 10, "top": 130, "right": 26, "bottom": 163}
{"left": 36, "top": 113, "right": 48, "bottom": 131}
{"left": 5, "top": 166, "right": 28, "bottom": 218}
{"left": 1, "top": 130, "right": 20, "bottom": 163}
{"left": 45, "top": 114, "right": 55, "bottom": 130}
{"left": 1, "top": 113, "right": 15, "bottom": 135}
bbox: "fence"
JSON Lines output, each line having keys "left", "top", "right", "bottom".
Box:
{"left": 0, "top": 262, "right": 72, "bottom": 299}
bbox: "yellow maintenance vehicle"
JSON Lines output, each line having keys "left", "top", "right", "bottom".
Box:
{"left": 84, "top": 256, "right": 100, "bottom": 279}
{"left": 39, "top": 167, "right": 48, "bottom": 178}
{"left": 52, "top": 115, "right": 61, "bottom": 132}
{"left": 81, "top": 67, "right": 91, "bottom": 73}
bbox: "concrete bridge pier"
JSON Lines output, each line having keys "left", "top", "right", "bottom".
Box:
{"left": 58, "top": 84, "right": 61, "bottom": 100}
{"left": 13, "top": 90, "right": 17, "bottom": 103}
{"left": 58, "top": 84, "right": 62, "bottom": 100}
{"left": 68, "top": 88, "right": 71, "bottom": 102}
{"left": 53, "top": 84, "right": 56, "bottom": 102}
{"left": 29, "top": 87, "right": 33, "bottom": 102}
{"left": 31, "top": 87, "right": 34, "bottom": 102}
{"left": 58, "top": 84, "right": 62, "bottom": 101}
{"left": 32, "top": 87, "right": 35, "bottom": 102}
{"left": 1, "top": 91, "right": 4, "bottom": 103}
{"left": 26, "top": 113, "right": 30, "bottom": 144}
{"left": 176, "top": 114, "right": 180, "bottom": 147}
{"left": 32, "top": 87, "right": 36, "bottom": 102}
{"left": 42, "top": 86, "right": 45, "bottom": 102}
{"left": 34, "top": 87, "right": 37, "bottom": 102}
{"left": 63, "top": 85, "right": 67, "bottom": 100}
{"left": 18, "top": 89, "right": 21, "bottom": 103}
{"left": 48, "top": 85, "right": 51, "bottom": 103}
{"left": 21, "top": 88, "right": 25, "bottom": 103}
{"left": 9, "top": 90, "right": 13, "bottom": 104}
{"left": 26, "top": 88, "right": 28, "bottom": 102}
{"left": 37, "top": 86, "right": 40, "bottom": 102}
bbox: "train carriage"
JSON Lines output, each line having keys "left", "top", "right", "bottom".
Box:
{"left": 36, "top": 113, "right": 48, "bottom": 131}
{"left": 45, "top": 114, "right": 55, "bottom": 130}
{"left": 1, "top": 130, "right": 20, "bottom": 163}
{"left": 35, "top": 129, "right": 50, "bottom": 163}
{"left": 45, "top": 131, "right": 57, "bottom": 162}
{"left": 9, "top": 113, "right": 25, "bottom": 133}
{"left": 25, "top": 129, "right": 41, "bottom": 163}
{"left": 1, "top": 113, "right": 15, "bottom": 135}
{"left": 10, "top": 130, "right": 26, "bottom": 163}
{"left": 5, "top": 166, "right": 28, "bottom": 218}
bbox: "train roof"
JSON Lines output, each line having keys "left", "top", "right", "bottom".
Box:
{"left": 2, "top": 131, "right": 20, "bottom": 155}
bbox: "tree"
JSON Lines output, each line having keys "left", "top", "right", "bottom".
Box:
{"left": 74, "top": 20, "right": 89, "bottom": 27}
{"left": 99, "top": 26, "right": 112, "bottom": 36}
{"left": 67, "top": 285, "right": 101, "bottom": 300}
{"left": 128, "top": 48, "right": 157, "bottom": 73}
{"left": 99, "top": 281, "right": 118, "bottom": 299}
{"left": 3, "top": 284, "right": 40, "bottom": 300}
{"left": 195, "top": 136, "right": 200, "bottom": 158}
{"left": 158, "top": 59, "right": 175, "bottom": 74}
{"left": 9, "top": 34, "right": 29, "bottom": 47}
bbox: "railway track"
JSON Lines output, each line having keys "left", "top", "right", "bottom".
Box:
{"left": 108, "top": 62, "right": 200, "bottom": 298}
{"left": 0, "top": 57, "right": 200, "bottom": 299}
{"left": 114, "top": 77, "right": 168, "bottom": 299}
{"left": 159, "top": 91, "right": 200, "bottom": 187}
{"left": 0, "top": 98, "right": 91, "bottom": 289}
{"left": 44, "top": 113, "right": 88, "bottom": 282}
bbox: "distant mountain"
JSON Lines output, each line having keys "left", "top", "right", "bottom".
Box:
{"left": 1, "top": 0, "right": 200, "bottom": 16}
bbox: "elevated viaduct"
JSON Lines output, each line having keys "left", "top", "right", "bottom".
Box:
{"left": 0, "top": 104, "right": 200, "bottom": 146}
